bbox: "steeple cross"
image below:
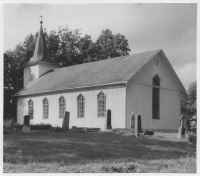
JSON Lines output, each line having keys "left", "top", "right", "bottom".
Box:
{"left": 40, "top": 15, "right": 43, "bottom": 24}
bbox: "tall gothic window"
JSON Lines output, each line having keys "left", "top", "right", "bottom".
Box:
{"left": 43, "top": 97, "right": 49, "bottom": 119}
{"left": 77, "top": 94, "right": 85, "bottom": 118}
{"left": 28, "top": 99, "right": 34, "bottom": 119}
{"left": 59, "top": 96, "right": 66, "bottom": 118}
{"left": 97, "top": 91, "right": 106, "bottom": 117}
{"left": 152, "top": 75, "right": 160, "bottom": 119}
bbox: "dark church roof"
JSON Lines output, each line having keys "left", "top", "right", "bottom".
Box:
{"left": 24, "top": 22, "right": 58, "bottom": 67}
{"left": 15, "top": 49, "right": 163, "bottom": 96}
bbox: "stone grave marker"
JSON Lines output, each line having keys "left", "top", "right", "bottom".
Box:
{"left": 22, "top": 126, "right": 30, "bottom": 133}
{"left": 135, "top": 114, "right": 143, "bottom": 137}
{"left": 138, "top": 115, "right": 143, "bottom": 133}
{"left": 62, "top": 111, "right": 70, "bottom": 130}
{"left": 134, "top": 115, "right": 138, "bottom": 137}
{"left": 24, "top": 115, "right": 30, "bottom": 125}
{"left": 177, "top": 114, "right": 185, "bottom": 139}
{"left": 131, "top": 112, "right": 135, "bottom": 129}
{"left": 107, "top": 109, "right": 112, "bottom": 129}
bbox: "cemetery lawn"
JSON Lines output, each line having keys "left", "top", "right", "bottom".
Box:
{"left": 3, "top": 130, "right": 196, "bottom": 173}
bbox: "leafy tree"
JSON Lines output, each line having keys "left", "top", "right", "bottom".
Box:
{"left": 187, "top": 81, "right": 196, "bottom": 115}
{"left": 57, "top": 26, "right": 82, "bottom": 66}
{"left": 96, "top": 29, "right": 131, "bottom": 60}
{"left": 181, "top": 81, "right": 197, "bottom": 116}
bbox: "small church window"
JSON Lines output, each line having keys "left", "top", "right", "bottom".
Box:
{"left": 77, "top": 94, "right": 85, "bottom": 118}
{"left": 152, "top": 75, "right": 160, "bottom": 119}
{"left": 97, "top": 91, "right": 106, "bottom": 117}
{"left": 59, "top": 96, "right": 66, "bottom": 118}
{"left": 43, "top": 97, "right": 49, "bottom": 119}
{"left": 28, "top": 99, "right": 34, "bottom": 119}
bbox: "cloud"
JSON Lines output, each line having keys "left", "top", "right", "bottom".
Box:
{"left": 17, "top": 4, "right": 49, "bottom": 13}
{"left": 175, "top": 62, "right": 196, "bottom": 90}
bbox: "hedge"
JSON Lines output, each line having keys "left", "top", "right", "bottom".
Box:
{"left": 14, "top": 124, "right": 52, "bottom": 130}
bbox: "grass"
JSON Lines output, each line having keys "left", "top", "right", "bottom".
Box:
{"left": 3, "top": 130, "right": 196, "bottom": 173}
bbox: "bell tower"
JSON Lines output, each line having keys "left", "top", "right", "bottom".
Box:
{"left": 23, "top": 16, "right": 60, "bottom": 87}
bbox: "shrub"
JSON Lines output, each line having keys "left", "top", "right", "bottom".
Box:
{"left": 50, "top": 127, "right": 63, "bottom": 132}
{"left": 188, "top": 133, "right": 196, "bottom": 144}
{"left": 14, "top": 124, "right": 23, "bottom": 130}
{"left": 186, "top": 115, "right": 197, "bottom": 144}
{"left": 13, "top": 123, "right": 52, "bottom": 131}
{"left": 30, "top": 123, "right": 52, "bottom": 130}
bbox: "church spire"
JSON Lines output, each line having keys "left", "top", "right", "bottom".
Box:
{"left": 27, "top": 16, "right": 55, "bottom": 65}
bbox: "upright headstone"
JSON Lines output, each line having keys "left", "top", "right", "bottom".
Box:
{"left": 177, "top": 114, "right": 185, "bottom": 138}
{"left": 24, "top": 115, "right": 30, "bottom": 125}
{"left": 62, "top": 111, "right": 70, "bottom": 130}
{"left": 107, "top": 109, "right": 112, "bottom": 129}
{"left": 137, "top": 115, "right": 143, "bottom": 134}
{"left": 131, "top": 112, "right": 135, "bottom": 129}
{"left": 135, "top": 115, "right": 138, "bottom": 137}
{"left": 135, "top": 114, "right": 143, "bottom": 137}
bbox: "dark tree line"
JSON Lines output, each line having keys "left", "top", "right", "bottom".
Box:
{"left": 4, "top": 26, "right": 131, "bottom": 119}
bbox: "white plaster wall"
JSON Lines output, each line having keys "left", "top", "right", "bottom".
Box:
{"left": 17, "top": 87, "right": 126, "bottom": 130}
{"left": 24, "top": 65, "right": 39, "bottom": 87}
{"left": 126, "top": 52, "right": 183, "bottom": 130}
{"left": 39, "top": 63, "right": 59, "bottom": 77}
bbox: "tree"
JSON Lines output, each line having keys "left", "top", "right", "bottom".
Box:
{"left": 187, "top": 81, "right": 196, "bottom": 115}
{"left": 181, "top": 81, "right": 197, "bottom": 116}
{"left": 96, "top": 29, "right": 131, "bottom": 60}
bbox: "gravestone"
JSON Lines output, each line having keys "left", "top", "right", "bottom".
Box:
{"left": 135, "top": 114, "right": 143, "bottom": 137}
{"left": 62, "top": 111, "right": 70, "bottom": 130}
{"left": 24, "top": 115, "right": 30, "bottom": 125}
{"left": 22, "top": 126, "right": 30, "bottom": 133}
{"left": 134, "top": 115, "right": 138, "bottom": 137}
{"left": 131, "top": 112, "right": 135, "bottom": 129}
{"left": 107, "top": 109, "right": 112, "bottom": 129}
{"left": 137, "top": 115, "right": 143, "bottom": 134}
{"left": 177, "top": 114, "right": 185, "bottom": 139}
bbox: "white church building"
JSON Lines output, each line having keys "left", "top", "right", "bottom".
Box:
{"left": 14, "top": 21, "right": 186, "bottom": 131}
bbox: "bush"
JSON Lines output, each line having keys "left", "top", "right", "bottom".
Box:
{"left": 30, "top": 123, "right": 52, "bottom": 130}
{"left": 50, "top": 127, "right": 63, "bottom": 132}
{"left": 186, "top": 115, "right": 197, "bottom": 144}
{"left": 14, "top": 124, "right": 23, "bottom": 130}
{"left": 188, "top": 133, "right": 196, "bottom": 144}
{"left": 13, "top": 123, "right": 52, "bottom": 131}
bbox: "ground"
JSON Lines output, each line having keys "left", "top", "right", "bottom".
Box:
{"left": 3, "top": 130, "right": 196, "bottom": 173}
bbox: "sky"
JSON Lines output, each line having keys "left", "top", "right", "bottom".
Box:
{"left": 4, "top": 3, "right": 197, "bottom": 90}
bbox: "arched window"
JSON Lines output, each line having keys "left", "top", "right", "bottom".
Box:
{"left": 77, "top": 94, "right": 85, "bottom": 118}
{"left": 152, "top": 75, "right": 160, "bottom": 119}
{"left": 59, "top": 96, "right": 66, "bottom": 118}
{"left": 43, "top": 97, "right": 49, "bottom": 119}
{"left": 97, "top": 91, "right": 106, "bottom": 117}
{"left": 28, "top": 99, "right": 34, "bottom": 119}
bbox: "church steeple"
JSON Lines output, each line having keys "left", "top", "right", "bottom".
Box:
{"left": 23, "top": 17, "right": 60, "bottom": 87}
{"left": 27, "top": 17, "right": 55, "bottom": 65}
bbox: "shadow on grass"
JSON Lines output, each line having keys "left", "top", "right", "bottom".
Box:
{"left": 3, "top": 131, "right": 196, "bottom": 165}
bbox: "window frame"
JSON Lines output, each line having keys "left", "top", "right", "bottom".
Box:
{"left": 28, "top": 99, "right": 34, "bottom": 119}
{"left": 77, "top": 94, "right": 85, "bottom": 118}
{"left": 152, "top": 75, "right": 160, "bottom": 119}
{"left": 97, "top": 91, "right": 106, "bottom": 117}
{"left": 43, "top": 97, "right": 49, "bottom": 119}
{"left": 59, "top": 96, "right": 66, "bottom": 118}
